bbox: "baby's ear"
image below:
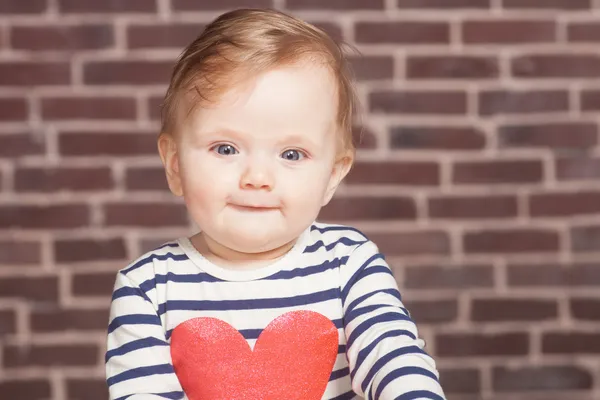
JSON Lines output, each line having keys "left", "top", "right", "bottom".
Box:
{"left": 322, "top": 151, "right": 353, "bottom": 207}
{"left": 158, "top": 133, "right": 183, "bottom": 197}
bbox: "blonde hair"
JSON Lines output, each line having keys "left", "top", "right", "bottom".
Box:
{"left": 160, "top": 8, "right": 359, "bottom": 154}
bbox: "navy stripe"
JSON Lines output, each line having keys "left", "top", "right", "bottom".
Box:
{"left": 108, "top": 314, "right": 162, "bottom": 334}
{"left": 155, "top": 243, "right": 180, "bottom": 250}
{"left": 341, "top": 253, "right": 386, "bottom": 303}
{"left": 115, "top": 391, "right": 184, "bottom": 400}
{"left": 361, "top": 346, "right": 430, "bottom": 393}
{"left": 267, "top": 257, "right": 347, "bottom": 280}
{"left": 330, "top": 390, "right": 357, "bottom": 400}
{"left": 347, "top": 312, "right": 413, "bottom": 349}
{"left": 345, "top": 303, "right": 406, "bottom": 326}
{"left": 158, "top": 288, "right": 339, "bottom": 315}
{"left": 107, "top": 363, "right": 175, "bottom": 386}
{"left": 311, "top": 225, "right": 366, "bottom": 238}
{"left": 304, "top": 237, "right": 367, "bottom": 253}
{"left": 352, "top": 330, "right": 422, "bottom": 381}
{"left": 374, "top": 367, "right": 439, "bottom": 400}
{"left": 112, "top": 286, "right": 145, "bottom": 301}
{"left": 123, "top": 253, "right": 188, "bottom": 275}
{"left": 394, "top": 390, "right": 444, "bottom": 400}
{"left": 345, "top": 289, "right": 402, "bottom": 316}
{"left": 330, "top": 367, "right": 350, "bottom": 381}
{"left": 105, "top": 337, "right": 168, "bottom": 362}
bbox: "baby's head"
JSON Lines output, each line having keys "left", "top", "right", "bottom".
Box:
{"left": 158, "top": 8, "right": 358, "bottom": 256}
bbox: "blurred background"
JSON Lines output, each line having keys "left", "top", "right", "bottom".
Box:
{"left": 1, "top": 0, "right": 600, "bottom": 399}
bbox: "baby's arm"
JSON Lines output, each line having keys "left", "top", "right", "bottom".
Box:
{"left": 341, "top": 240, "right": 446, "bottom": 400}
{"left": 106, "top": 271, "right": 185, "bottom": 400}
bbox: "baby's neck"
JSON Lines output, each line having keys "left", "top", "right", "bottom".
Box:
{"left": 190, "top": 232, "right": 297, "bottom": 270}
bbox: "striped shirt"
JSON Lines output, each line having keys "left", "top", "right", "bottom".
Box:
{"left": 105, "top": 222, "right": 446, "bottom": 400}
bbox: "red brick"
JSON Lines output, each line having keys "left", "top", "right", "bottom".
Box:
{"left": 463, "top": 20, "right": 556, "bottom": 44}
{"left": 0, "top": 309, "right": 17, "bottom": 335}
{"left": 512, "top": 55, "right": 600, "bottom": 78}
{"left": 498, "top": 123, "right": 597, "bottom": 150}
{"left": 0, "top": 204, "right": 89, "bottom": 229}
{"left": 0, "top": 240, "right": 42, "bottom": 265}
{"left": 172, "top": 0, "right": 274, "bottom": 10}
{"left": 349, "top": 56, "right": 394, "bottom": 81}
{"left": 568, "top": 22, "right": 600, "bottom": 42}
{"left": 471, "top": 298, "right": 558, "bottom": 322}
{"left": 405, "top": 299, "right": 458, "bottom": 324}
{"left": 0, "top": 62, "right": 70, "bottom": 86}
{"left": 407, "top": 56, "right": 498, "bottom": 79}
{"left": 0, "top": 276, "right": 58, "bottom": 302}
{"left": 31, "top": 308, "right": 108, "bottom": 332}
{"left": 83, "top": 61, "right": 172, "bottom": 85}
{"left": 58, "top": 0, "right": 157, "bottom": 13}
{"left": 11, "top": 24, "right": 114, "bottom": 51}
{"left": 0, "top": 1, "right": 47, "bottom": 13}
{"left": 67, "top": 379, "right": 109, "bottom": 400}
{"left": 453, "top": 160, "right": 543, "bottom": 185}
{"left": 127, "top": 23, "right": 204, "bottom": 49}
{"left": 345, "top": 162, "right": 440, "bottom": 186}
{"left": 286, "top": 0, "right": 382, "bottom": 10}
{"left": 352, "top": 126, "right": 378, "bottom": 149}
{"left": 370, "top": 90, "right": 467, "bottom": 115}
{"left": 570, "top": 298, "right": 600, "bottom": 321}
{"left": 368, "top": 231, "right": 450, "bottom": 256}
{"left": 41, "top": 96, "right": 136, "bottom": 120}
{"left": 530, "top": 191, "right": 600, "bottom": 217}
{"left": 148, "top": 96, "right": 163, "bottom": 121}
{"left": 543, "top": 332, "right": 600, "bottom": 354}
{"left": 355, "top": 22, "right": 450, "bottom": 44}
{"left": 464, "top": 229, "right": 560, "bottom": 254}
{"left": 104, "top": 202, "right": 188, "bottom": 227}
{"left": 126, "top": 167, "right": 169, "bottom": 191}
{"left": 507, "top": 263, "right": 600, "bottom": 287}
{"left": 571, "top": 225, "right": 600, "bottom": 253}
{"left": 54, "top": 238, "right": 126, "bottom": 263}
{"left": 390, "top": 126, "right": 485, "bottom": 150}
{"left": 480, "top": 90, "right": 569, "bottom": 116}
{"left": 404, "top": 265, "right": 494, "bottom": 289}
{"left": 0, "top": 97, "right": 28, "bottom": 121}
{"left": 429, "top": 195, "right": 518, "bottom": 219}
{"left": 72, "top": 272, "right": 116, "bottom": 297}
{"left": 397, "top": 0, "right": 490, "bottom": 8}
{"left": 3, "top": 344, "right": 98, "bottom": 367}
{"left": 320, "top": 197, "right": 417, "bottom": 221}
{"left": 556, "top": 157, "right": 600, "bottom": 180}
{"left": 0, "top": 380, "right": 51, "bottom": 400}
{"left": 59, "top": 131, "right": 157, "bottom": 157}
{"left": 581, "top": 89, "right": 600, "bottom": 111}
{"left": 439, "top": 369, "right": 481, "bottom": 394}
{"left": 436, "top": 332, "right": 529, "bottom": 357}
{"left": 0, "top": 133, "right": 45, "bottom": 158}
{"left": 311, "top": 22, "right": 343, "bottom": 41}
{"left": 502, "top": 0, "right": 590, "bottom": 9}
{"left": 15, "top": 167, "right": 113, "bottom": 192}
{"left": 493, "top": 366, "right": 593, "bottom": 392}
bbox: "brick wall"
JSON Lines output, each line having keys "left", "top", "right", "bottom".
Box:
{"left": 1, "top": 0, "right": 600, "bottom": 399}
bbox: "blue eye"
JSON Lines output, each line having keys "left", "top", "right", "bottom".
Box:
{"left": 213, "top": 144, "right": 238, "bottom": 156}
{"left": 281, "top": 149, "right": 305, "bottom": 161}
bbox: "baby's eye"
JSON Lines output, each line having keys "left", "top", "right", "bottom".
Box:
{"left": 281, "top": 149, "right": 305, "bottom": 161}
{"left": 212, "top": 144, "right": 238, "bottom": 156}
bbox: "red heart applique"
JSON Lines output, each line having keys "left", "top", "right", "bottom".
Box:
{"left": 170, "top": 310, "right": 339, "bottom": 400}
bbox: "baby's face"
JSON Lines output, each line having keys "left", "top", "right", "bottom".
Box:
{"left": 175, "top": 63, "right": 343, "bottom": 254}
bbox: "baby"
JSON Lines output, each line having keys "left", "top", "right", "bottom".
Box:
{"left": 105, "top": 8, "right": 446, "bottom": 400}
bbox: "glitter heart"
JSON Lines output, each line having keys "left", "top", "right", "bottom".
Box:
{"left": 170, "top": 310, "right": 339, "bottom": 400}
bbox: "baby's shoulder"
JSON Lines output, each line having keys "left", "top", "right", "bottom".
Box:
{"left": 307, "top": 222, "right": 371, "bottom": 256}
{"left": 117, "top": 239, "right": 188, "bottom": 286}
